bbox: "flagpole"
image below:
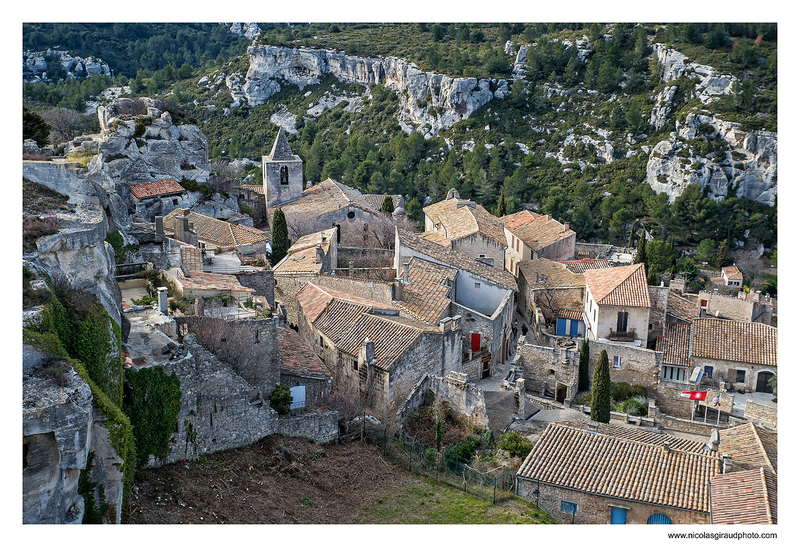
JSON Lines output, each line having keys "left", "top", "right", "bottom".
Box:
{"left": 704, "top": 400, "right": 708, "bottom": 423}
{"left": 691, "top": 399, "right": 694, "bottom": 422}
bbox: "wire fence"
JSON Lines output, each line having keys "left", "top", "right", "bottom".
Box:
{"left": 338, "top": 416, "right": 517, "bottom": 504}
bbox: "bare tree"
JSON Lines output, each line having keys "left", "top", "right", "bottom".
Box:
{"left": 41, "top": 107, "right": 86, "bottom": 144}
{"left": 531, "top": 274, "right": 584, "bottom": 326}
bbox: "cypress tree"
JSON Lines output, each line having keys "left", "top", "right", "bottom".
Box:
{"left": 495, "top": 192, "right": 507, "bottom": 217}
{"left": 270, "top": 208, "right": 290, "bottom": 266}
{"left": 380, "top": 195, "right": 395, "bottom": 215}
{"left": 579, "top": 339, "right": 590, "bottom": 391}
{"left": 636, "top": 228, "right": 647, "bottom": 265}
{"left": 590, "top": 350, "right": 611, "bottom": 423}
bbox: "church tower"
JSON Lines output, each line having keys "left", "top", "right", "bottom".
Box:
{"left": 262, "top": 127, "right": 304, "bottom": 208}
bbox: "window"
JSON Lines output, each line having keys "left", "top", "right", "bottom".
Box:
{"left": 662, "top": 366, "right": 686, "bottom": 381}
{"left": 736, "top": 370, "right": 746, "bottom": 383}
{"left": 613, "top": 356, "right": 621, "bottom": 369}
{"left": 353, "top": 358, "right": 358, "bottom": 371}
{"left": 475, "top": 282, "right": 481, "bottom": 289}
{"left": 704, "top": 366, "right": 714, "bottom": 379}
{"left": 530, "top": 249, "right": 535, "bottom": 260}
{"left": 280, "top": 165, "right": 289, "bottom": 184}
{"left": 616, "top": 311, "right": 628, "bottom": 332}
{"left": 347, "top": 211, "right": 355, "bottom": 219}
{"left": 561, "top": 501, "right": 577, "bottom": 514}
{"left": 319, "top": 336, "right": 324, "bottom": 347}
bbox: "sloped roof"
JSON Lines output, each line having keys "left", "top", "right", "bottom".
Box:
{"left": 266, "top": 127, "right": 299, "bottom": 161}
{"left": 296, "top": 282, "right": 398, "bottom": 325}
{"left": 558, "top": 419, "right": 709, "bottom": 453}
{"left": 174, "top": 271, "right": 255, "bottom": 294}
{"left": 269, "top": 178, "right": 379, "bottom": 219}
{"left": 559, "top": 258, "right": 612, "bottom": 274}
{"left": 518, "top": 258, "right": 585, "bottom": 289}
{"left": 667, "top": 292, "right": 701, "bottom": 323}
{"left": 718, "top": 423, "right": 777, "bottom": 474}
{"left": 656, "top": 322, "right": 692, "bottom": 367}
{"left": 397, "top": 228, "right": 517, "bottom": 290}
{"left": 278, "top": 326, "right": 331, "bottom": 380}
{"left": 163, "top": 208, "right": 267, "bottom": 247}
{"left": 424, "top": 198, "right": 507, "bottom": 246}
{"left": 584, "top": 263, "right": 650, "bottom": 308}
{"left": 130, "top": 178, "right": 185, "bottom": 199}
{"left": 336, "top": 313, "right": 437, "bottom": 371}
{"left": 722, "top": 264, "right": 743, "bottom": 280}
{"left": 517, "top": 423, "right": 719, "bottom": 513}
{"left": 502, "top": 209, "right": 575, "bottom": 252}
{"left": 690, "top": 318, "right": 777, "bottom": 367}
{"left": 273, "top": 228, "right": 336, "bottom": 275}
{"left": 363, "top": 194, "right": 404, "bottom": 211}
{"left": 395, "top": 257, "right": 457, "bottom": 324}
{"left": 711, "top": 468, "right": 777, "bottom": 525}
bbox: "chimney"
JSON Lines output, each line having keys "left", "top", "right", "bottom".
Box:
{"left": 662, "top": 440, "right": 671, "bottom": 454}
{"left": 363, "top": 337, "right": 375, "bottom": 364}
{"left": 708, "top": 429, "right": 720, "bottom": 453}
{"left": 402, "top": 262, "right": 410, "bottom": 283}
{"left": 315, "top": 244, "right": 324, "bottom": 264}
{"left": 564, "top": 221, "right": 570, "bottom": 232}
{"left": 157, "top": 286, "right": 169, "bottom": 314}
{"left": 439, "top": 317, "right": 452, "bottom": 333}
{"left": 722, "top": 453, "right": 731, "bottom": 474}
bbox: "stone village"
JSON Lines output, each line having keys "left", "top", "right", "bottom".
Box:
{"left": 22, "top": 99, "right": 777, "bottom": 526}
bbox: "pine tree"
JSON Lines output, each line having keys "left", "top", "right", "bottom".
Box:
{"left": 270, "top": 208, "right": 290, "bottom": 266}
{"left": 380, "top": 195, "right": 395, "bottom": 215}
{"left": 579, "top": 339, "right": 590, "bottom": 392}
{"left": 590, "top": 350, "right": 611, "bottom": 423}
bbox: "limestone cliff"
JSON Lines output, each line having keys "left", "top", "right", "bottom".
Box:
{"left": 23, "top": 48, "right": 110, "bottom": 83}
{"left": 235, "top": 45, "right": 502, "bottom": 138}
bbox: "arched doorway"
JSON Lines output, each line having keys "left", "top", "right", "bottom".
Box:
{"left": 756, "top": 371, "right": 774, "bottom": 393}
{"left": 647, "top": 513, "right": 672, "bottom": 524}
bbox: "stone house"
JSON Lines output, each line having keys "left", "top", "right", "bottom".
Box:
{"left": 394, "top": 228, "right": 517, "bottom": 374}
{"left": 710, "top": 468, "right": 777, "bottom": 524}
{"left": 721, "top": 264, "right": 744, "bottom": 287}
{"left": 648, "top": 287, "right": 700, "bottom": 348}
{"left": 516, "top": 258, "right": 585, "bottom": 333}
{"left": 237, "top": 184, "right": 267, "bottom": 225}
{"left": 502, "top": 210, "right": 576, "bottom": 275}
{"left": 296, "top": 281, "right": 462, "bottom": 414}
{"left": 658, "top": 318, "right": 777, "bottom": 394}
{"left": 273, "top": 227, "right": 338, "bottom": 276}
{"left": 267, "top": 177, "right": 386, "bottom": 245}
{"left": 583, "top": 263, "right": 650, "bottom": 345}
{"left": 162, "top": 208, "right": 268, "bottom": 256}
{"left": 171, "top": 271, "right": 256, "bottom": 303}
{"left": 515, "top": 422, "right": 719, "bottom": 524}
{"left": 717, "top": 422, "right": 777, "bottom": 474}
{"left": 697, "top": 289, "right": 774, "bottom": 324}
{"left": 278, "top": 326, "right": 332, "bottom": 410}
{"left": 422, "top": 190, "right": 508, "bottom": 268}
{"left": 128, "top": 177, "right": 187, "bottom": 221}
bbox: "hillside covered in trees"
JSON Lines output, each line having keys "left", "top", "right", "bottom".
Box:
{"left": 22, "top": 23, "right": 777, "bottom": 267}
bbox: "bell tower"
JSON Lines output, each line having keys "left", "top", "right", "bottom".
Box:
{"left": 262, "top": 126, "right": 304, "bottom": 208}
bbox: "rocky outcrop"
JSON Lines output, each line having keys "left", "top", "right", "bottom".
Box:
{"left": 645, "top": 111, "right": 776, "bottom": 205}
{"left": 649, "top": 86, "right": 678, "bottom": 131}
{"left": 23, "top": 48, "right": 110, "bottom": 83}
{"left": 238, "top": 45, "right": 501, "bottom": 137}
{"left": 228, "top": 23, "right": 260, "bottom": 41}
{"left": 652, "top": 43, "right": 737, "bottom": 105}
{"left": 93, "top": 98, "right": 210, "bottom": 187}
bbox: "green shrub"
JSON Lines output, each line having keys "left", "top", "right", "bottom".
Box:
{"left": 610, "top": 381, "right": 632, "bottom": 402}
{"left": 622, "top": 396, "right": 648, "bottom": 416}
{"left": 498, "top": 432, "right": 534, "bottom": 459}
{"left": 124, "top": 366, "right": 182, "bottom": 467}
{"left": 269, "top": 384, "right": 293, "bottom": 416}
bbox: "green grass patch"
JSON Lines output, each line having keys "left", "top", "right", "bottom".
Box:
{"left": 358, "top": 477, "right": 556, "bottom": 524}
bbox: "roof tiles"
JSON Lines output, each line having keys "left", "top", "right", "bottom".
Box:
{"left": 502, "top": 210, "right": 575, "bottom": 252}
{"left": 656, "top": 322, "right": 692, "bottom": 367}
{"left": 711, "top": 468, "right": 777, "bottom": 525}
{"left": 690, "top": 318, "right": 777, "bottom": 367}
{"left": 584, "top": 263, "right": 650, "bottom": 308}
{"left": 163, "top": 208, "right": 267, "bottom": 247}
{"left": 278, "top": 327, "right": 331, "bottom": 379}
{"left": 424, "top": 198, "right": 507, "bottom": 246}
{"left": 130, "top": 178, "right": 185, "bottom": 199}
{"left": 718, "top": 423, "right": 777, "bottom": 474}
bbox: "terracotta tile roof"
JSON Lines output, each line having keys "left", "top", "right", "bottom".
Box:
{"left": 518, "top": 258, "right": 585, "bottom": 289}
{"left": 711, "top": 468, "right": 777, "bottom": 525}
{"left": 718, "top": 423, "right": 777, "bottom": 474}
{"left": 667, "top": 292, "right": 701, "bottom": 323}
{"left": 395, "top": 257, "right": 457, "bottom": 324}
{"left": 584, "top": 263, "right": 650, "bottom": 308}
{"left": 690, "top": 318, "right": 777, "bottom": 367}
{"left": 174, "top": 271, "right": 255, "bottom": 294}
{"left": 424, "top": 198, "right": 507, "bottom": 246}
{"left": 397, "top": 228, "right": 517, "bottom": 290}
{"left": 420, "top": 229, "right": 452, "bottom": 247}
{"left": 559, "top": 258, "right": 612, "bottom": 274}
{"left": 517, "top": 423, "right": 719, "bottom": 512}
{"left": 502, "top": 210, "right": 575, "bottom": 252}
{"left": 722, "top": 265, "right": 743, "bottom": 280}
{"left": 656, "top": 322, "right": 692, "bottom": 367}
{"left": 273, "top": 228, "right": 335, "bottom": 275}
{"left": 268, "top": 178, "right": 379, "bottom": 219}
{"left": 296, "top": 282, "right": 399, "bottom": 325}
{"left": 363, "top": 194, "right": 404, "bottom": 211}
{"left": 163, "top": 208, "right": 267, "bottom": 247}
{"left": 559, "top": 419, "right": 709, "bottom": 453}
{"left": 556, "top": 308, "right": 584, "bottom": 321}
{"left": 313, "top": 299, "right": 373, "bottom": 344}
{"left": 130, "top": 178, "right": 185, "bottom": 199}
{"left": 278, "top": 326, "right": 331, "bottom": 380}
{"left": 337, "top": 313, "right": 437, "bottom": 371}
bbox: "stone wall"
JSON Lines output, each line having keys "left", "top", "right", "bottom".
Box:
{"left": 180, "top": 244, "right": 202, "bottom": 272}
{"left": 587, "top": 340, "right": 662, "bottom": 396}
{"left": 314, "top": 275, "right": 393, "bottom": 304}
{"left": 517, "top": 342, "right": 580, "bottom": 401}
{"left": 744, "top": 400, "right": 777, "bottom": 429}
{"left": 515, "top": 479, "right": 709, "bottom": 524}
{"left": 276, "top": 410, "right": 339, "bottom": 444}
{"left": 396, "top": 372, "right": 488, "bottom": 429}
{"left": 539, "top": 232, "right": 577, "bottom": 262}
{"left": 237, "top": 186, "right": 266, "bottom": 225}
{"left": 698, "top": 290, "right": 772, "bottom": 324}
{"left": 274, "top": 272, "right": 316, "bottom": 326}
{"left": 451, "top": 232, "right": 506, "bottom": 268}
{"left": 235, "top": 269, "right": 275, "bottom": 309}
{"left": 337, "top": 246, "right": 394, "bottom": 269}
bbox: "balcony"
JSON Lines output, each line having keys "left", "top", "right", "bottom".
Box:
{"left": 608, "top": 329, "right": 636, "bottom": 342}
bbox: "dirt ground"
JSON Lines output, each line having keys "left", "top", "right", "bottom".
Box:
{"left": 123, "top": 435, "right": 415, "bottom": 524}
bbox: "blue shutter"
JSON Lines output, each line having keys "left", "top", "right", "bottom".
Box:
{"left": 611, "top": 506, "right": 627, "bottom": 524}
{"left": 556, "top": 318, "right": 566, "bottom": 336}
{"left": 570, "top": 319, "right": 579, "bottom": 337}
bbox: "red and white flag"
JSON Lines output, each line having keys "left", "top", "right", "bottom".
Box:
{"left": 681, "top": 391, "right": 707, "bottom": 401}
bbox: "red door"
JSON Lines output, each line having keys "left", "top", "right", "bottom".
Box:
{"left": 471, "top": 333, "right": 481, "bottom": 352}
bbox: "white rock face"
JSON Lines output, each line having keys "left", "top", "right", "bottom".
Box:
{"left": 645, "top": 112, "right": 776, "bottom": 206}
{"left": 240, "top": 45, "right": 497, "bottom": 136}
{"left": 649, "top": 86, "right": 677, "bottom": 131}
{"left": 652, "top": 43, "right": 737, "bottom": 104}
{"left": 23, "top": 48, "right": 111, "bottom": 82}
{"left": 228, "top": 22, "right": 261, "bottom": 40}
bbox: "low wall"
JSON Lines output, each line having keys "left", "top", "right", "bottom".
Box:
{"left": 276, "top": 410, "right": 340, "bottom": 444}
{"left": 744, "top": 400, "right": 777, "bottom": 429}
